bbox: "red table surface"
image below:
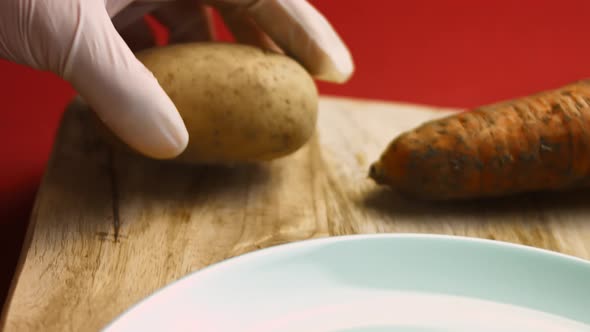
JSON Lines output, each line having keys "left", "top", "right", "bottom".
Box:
{"left": 2, "top": 0, "right": 590, "bottom": 310}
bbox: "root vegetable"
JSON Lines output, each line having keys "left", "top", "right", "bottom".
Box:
{"left": 370, "top": 79, "right": 590, "bottom": 200}
{"left": 94, "top": 42, "right": 318, "bottom": 164}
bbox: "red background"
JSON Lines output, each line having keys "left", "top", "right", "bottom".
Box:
{"left": 2, "top": 0, "right": 590, "bottom": 310}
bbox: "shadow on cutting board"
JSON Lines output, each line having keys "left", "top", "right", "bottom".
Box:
{"left": 31, "top": 100, "right": 275, "bottom": 241}
{"left": 362, "top": 185, "right": 590, "bottom": 220}
{"left": 33, "top": 98, "right": 590, "bottom": 253}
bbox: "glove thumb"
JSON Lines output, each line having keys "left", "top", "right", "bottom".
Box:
{"left": 63, "top": 3, "right": 188, "bottom": 159}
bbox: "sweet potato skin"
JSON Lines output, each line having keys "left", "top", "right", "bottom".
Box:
{"left": 369, "top": 79, "right": 590, "bottom": 200}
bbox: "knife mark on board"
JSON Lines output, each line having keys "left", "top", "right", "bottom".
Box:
{"left": 107, "top": 148, "right": 121, "bottom": 242}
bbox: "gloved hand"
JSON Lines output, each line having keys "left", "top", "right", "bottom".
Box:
{"left": 0, "top": 0, "right": 354, "bottom": 159}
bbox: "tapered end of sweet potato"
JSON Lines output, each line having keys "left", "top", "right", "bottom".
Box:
{"left": 368, "top": 161, "right": 389, "bottom": 185}
{"left": 368, "top": 123, "right": 459, "bottom": 200}
{"left": 368, "top": 135, "right": 413, "bottom": 193}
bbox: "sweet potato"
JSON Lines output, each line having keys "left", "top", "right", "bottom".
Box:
{"left": 369, "top": 79, "right": 590, "bottom": 200}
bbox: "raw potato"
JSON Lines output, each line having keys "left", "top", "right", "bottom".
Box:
{"left": 96, "top": 42, "right": 319, "bottom": 164}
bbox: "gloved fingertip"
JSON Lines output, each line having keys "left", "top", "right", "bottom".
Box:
{"left": 110, "top": 88, "right": 190, "bottom": 160}
{"left": 144, "top": 101, "right": 190, "bottom": 160}
{"left": 70, "top": 61, "right": 190, "bottom": 160}
{"left": 61, "top": 12, "right": 191, "bottom": 160}
{"left": 314, "top": 44, "right": 355, "bottom": 84}
{"left": 247, "top": 0, "right": 355, "bottom": 84}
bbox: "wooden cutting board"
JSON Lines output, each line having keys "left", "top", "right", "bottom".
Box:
{"left": 2, "top": 96, "right": 590, "bottom": 331}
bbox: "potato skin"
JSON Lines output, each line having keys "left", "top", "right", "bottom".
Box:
{"left": 99, "top": 42, "right": 318, "bottom": 164}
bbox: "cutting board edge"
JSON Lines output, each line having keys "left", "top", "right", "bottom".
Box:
{"left": 318, "top": 94, "right": 464, "bottom": 113}
{"left": 0, "top": 99, "right": 83, "bottom": 330}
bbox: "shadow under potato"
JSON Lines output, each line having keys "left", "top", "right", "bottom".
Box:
{"left": 64, "top": 100, "right": 274, "bottom": 199}
{"left": 110, "top": 146, "right": 274, "bottom": 202}
{"left": 37, "top": 101, "right": 277, "bottom": 239}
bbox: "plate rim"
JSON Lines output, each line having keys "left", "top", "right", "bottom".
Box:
{"left": 104, "top": 233, "right": 590, "bottom": 330}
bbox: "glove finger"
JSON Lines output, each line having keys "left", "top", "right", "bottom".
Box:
{"left": 64, "top": 4, "right": 188, "bottom": 159}
{"left": 151, "top": 0, "right": 215, "bottom": 43}
{"left": 239, "top": 0, "right": 354, "bottom": 83}
{"left": 215, "top": 4, "right": 281, "bottom": 52}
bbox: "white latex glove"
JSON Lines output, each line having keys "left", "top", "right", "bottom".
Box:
{"left": 0, "top": 0, "right": 354, "bottom": 159}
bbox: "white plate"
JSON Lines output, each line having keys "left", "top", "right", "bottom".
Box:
{"left": 104, "top": 234, "right": 590, "bottom": 331}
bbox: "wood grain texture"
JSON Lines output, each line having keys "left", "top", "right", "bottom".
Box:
{"left": 2, "top": 97, "right": 590, "bottom": 331}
